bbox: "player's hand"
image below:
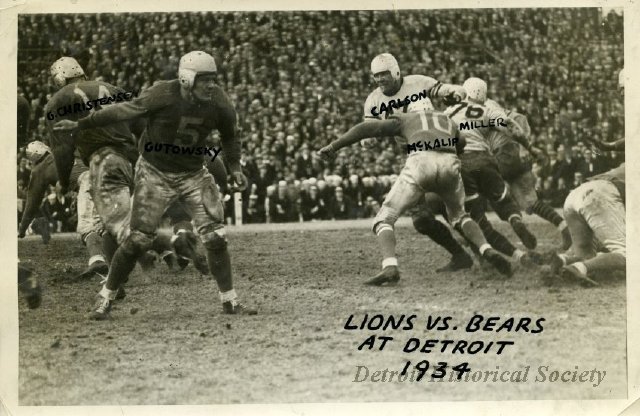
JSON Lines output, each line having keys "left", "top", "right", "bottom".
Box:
{"left": 230, "top": 171, "right": 248, "bottom": 192}
{"left": 442, "top": 92, "right": 463, "bottom": 106}
{"left": 53, "top": 120, "right": 79, "bottom": 131}
{"left": 318, "top": 144, "right": 337, "bottom": 161}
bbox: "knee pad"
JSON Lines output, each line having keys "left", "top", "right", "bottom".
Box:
{"left": 121, "top": 230, "right": 154, "bottom": 257}
{"left": 202, "top": 227, "right": 227, "bottom": 251}
{"left": 372, "top": 205, "right": 399, "bottom": 234}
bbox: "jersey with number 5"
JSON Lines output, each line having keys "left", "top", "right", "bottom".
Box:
{"left": 78, "top": 79, "right": 240, "bottom": 173}
{"left": 44, "top": 80, "right": 137, "bottom": 164}
{"left": 444, "top": 101, "right": 508, "bottom": 153}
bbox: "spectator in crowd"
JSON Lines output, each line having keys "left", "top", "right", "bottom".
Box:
{"left": 329, "top": 186, "right": 354, "bottom": 220}
{"left": 301, "top": 184, "right": 327, "bottom": 221}
{"left": 16, "top": 9, "right": 623, "bottom": 223}
{"left": 269, "top": 180, "right": 297, "bottom": 223}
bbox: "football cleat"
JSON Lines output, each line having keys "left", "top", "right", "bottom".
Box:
{"left": 510, "top": 217, "right": 537, "bottom": 250}
{"left": 365, "top": 266, "right": 400, "bottom": 286}
{"left": 561, "top": 265, "right": 599, "bottom": 288}
{"left": 74, "top": 260, "right": 109, "bottom": 280}
{"left": 88, "top": 296, "right": 112, "bottom": 320}
{"left": 436, "top": 252, "right": 473, "bottom": 273}
{"left": 222, "top": 301, "right": 257, "bottom": 315}
{"left": 172, "top": 231, "right": 209, "bottom": 274}
{"left": 18, "top": 266, "right": 41, "bottom": 309}
{"left": 482, "top": 248, "right": 513, "bottom": 277}
{"left": 177, "top": 257, "right": 190, "bottom": 271}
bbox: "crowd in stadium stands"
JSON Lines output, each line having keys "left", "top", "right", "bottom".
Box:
{"left": 17, "top": 9, "right": 624, "bottom": 228}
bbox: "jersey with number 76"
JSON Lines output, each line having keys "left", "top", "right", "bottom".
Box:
{"left": 77, "top": 79, "right": 240, "bottom": 173}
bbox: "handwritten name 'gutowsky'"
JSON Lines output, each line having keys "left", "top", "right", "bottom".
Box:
{"left": 143, "top": 141, "right": 221, "bottom": 162}
{"left": 370, "top": 89, "right": 429, "bottom": 117}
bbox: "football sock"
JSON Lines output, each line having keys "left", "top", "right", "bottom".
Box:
{"left": 206, "top": 247, "right": 233, "bottom": 292}
{"left": 104, "top": 247, "right": 139, "bottom": 291}
{"left": 531, "top": 200, "right": 563, "bottom": 227}
{"left": 474, "top": 213, "right": 516, "bottom": 256}
{"left": 375, "top": 224, "right": 396, "bottom": 261}
{"left": 101, "top": 233, "right": 119, "bottom": 264}
{"left": 458, "top": 217, "right": 489, "bottom": 252}
{"left": 84, "top": 231, "right": 106, "bottom": 264}
{"left": 583, "top": 253, "right": 625, "bottom": 275}
{"left": 413, "top": 215, "right": 466, "bottom": 256}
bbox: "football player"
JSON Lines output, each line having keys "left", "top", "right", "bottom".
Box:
{"left": 483, "top": 95, "right": 572, "bottom": 250}
{"left": 55, "top": 51, "right": 256, "bottom": 318}
{"left": 18, "top": 141, "right": 110, "bottom": 278}
{"left": 362, "top": 53, "right": 475, "bottom": 272}
{"left": 319, "top": 101, "right": 513, "bottom": 285}
{"left": 551, "top": 164, "right": 625, "bottom": 287}
{"left": 445, "top": 78, "right": 539, "bottom": 265}
{"left": 17, "top": 94, "right": 41, "bottom": 309}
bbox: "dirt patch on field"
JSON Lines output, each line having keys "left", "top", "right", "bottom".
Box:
{"left": 18, "top": 220, "right": 626, "bottom": 404}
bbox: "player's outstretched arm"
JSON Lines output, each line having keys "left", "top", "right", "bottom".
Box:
{"left": 430, "top": 82, "right": 466, "bottom": 105}
{"left": 318, "top": 119, "right": 400, "bottom": 160}
{"left": 586, "top": 137, "right": 625, "bottom": 151}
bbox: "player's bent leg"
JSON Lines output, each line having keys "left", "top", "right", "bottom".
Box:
{"left": 183, "top": 169, "right": 255, "bottom": 315}
{"left": 563, "top": 187, "right": 597, "bottom": 259}
{"left": 565, "top": 182, "right": 626, "bottom": 286}
{"left": 89, "top": 230, "right": 155, "bottom": 321}
{"left": 412, "top": 212, "right": 472, "bottom": 272}
{"left": 367, "top": 166, "right": 424, "bottom": 286}
{"left": 452, "top": 216, "right": 512, "bottom": 277}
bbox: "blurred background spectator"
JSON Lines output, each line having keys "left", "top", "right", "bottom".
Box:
{"left": 17, "top": 9, "right": 623, "bottom": 226}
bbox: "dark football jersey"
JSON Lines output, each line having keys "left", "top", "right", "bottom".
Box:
{"left": 45, "top": 80, "right": 137, "bottom": 165}
{"left": 79, "top": 80, "right": 241, "bottom": 173}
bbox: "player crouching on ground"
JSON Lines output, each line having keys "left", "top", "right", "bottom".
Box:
{"left": 55, "top": 51, "right": 256, "bottom": 318}
{"left": 319, "top": 101, "right": 513, "bottom": 285}
{"left": 550, "top": 163, "right": 625, "bottom": 287}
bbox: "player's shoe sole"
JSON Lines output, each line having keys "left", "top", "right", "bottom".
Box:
{"left": 482, "top": 248, "right": 513, "bottom": 277}
{"left": 561, "top": 265, "right": 599, "bottom": 288}
{"left": 222, "top": 301, "right": 257, "bottom": 315}
{"left": 436, "top": 252, "right": 473, "bottom": 273}
{"left": 365, "top": 266, "right": 400, "bottom": 286}
{"left": 511, "top": 218, "right": 537, "bottom": 250}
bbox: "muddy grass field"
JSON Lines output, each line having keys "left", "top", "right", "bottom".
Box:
{"left": 17, "top": 218, "right": 626, "bottom": 405}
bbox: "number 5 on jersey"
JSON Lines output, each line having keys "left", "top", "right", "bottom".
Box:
{"left": 177, "top": 117, "right": 204, "bottom": 146}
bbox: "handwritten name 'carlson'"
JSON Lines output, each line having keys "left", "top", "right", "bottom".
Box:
{"left": 370, "top": 89, "right": 429, "bottom": 117}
